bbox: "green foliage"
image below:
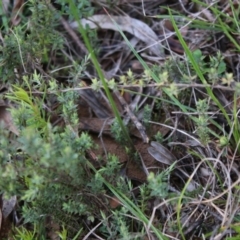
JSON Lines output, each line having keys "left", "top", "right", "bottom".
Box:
{"left": 111, "top": 117, "right": 128, "bottom": 145}
{"left": 194, "top": 99, "right": 210, "bottom": 145}
{"left": 147, "top": 164, "right": 175, "bottom": 198}
{"left": 154, "top": 131, "right": 164, "bottom": 143}
{"left": 0, "top": 2, "right": 137, "bottom": 237}
{"left": 1, "top": 86, "right": 100, "bottom": 236}
{"left": 8, "top": 85, "right": 48, "bottom": 132}
{"left": 142, "top": 105, "right": 151, "bottom": 128}
{"left": 58, "top": 0, "right": 98, "bottom": 53}
{"left": 58, "top": 90, "right": 79, "bottom": 128}
{"left": 0, "top": 0, "right": 64, "bottom": 83}
{"left": 69, "top": 55, "right": 90, "bottom": 85}
{"left": 58, "top": 226, "right": 83, "bottom": 240}
{"left": 152, "top": 49, "right": 226, "bottom": 86}
{"left": 57, "top": 0, "right": 94, "bottom": 19}
{"left": 1, "top": 84, "right": 135, "bottom": 237}
{"left": 28, "top": 0, "right": 63, "bottom": 53}
{"left": 191, "top": 50, "right": 226, "bottom": 84}
{"left": 100, "top": 207, "right": 145, "bottom": 240}
{"left": 0, "top": 1, "right": 9, "bottom": 31}
{"left": 13, "top": 225, "right": 37, "bottom": 240}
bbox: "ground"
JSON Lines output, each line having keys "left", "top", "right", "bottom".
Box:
{"left": 0, "top": 0, "right": 240, "bottom": 239}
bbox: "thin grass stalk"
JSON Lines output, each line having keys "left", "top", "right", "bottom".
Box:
{"left": 85, "top": 159, "right": 168, "bottom": 240}
{"left": 193, "top": 0, "right": 240, "bottom": 51}
{"left": 168, "top": 10, "right": 240, "bottom": 140}
{"left": 104, "top": 11, "right": 193, "bottom": 115}
{"left": 67, "top": 0, "right": 133, "bottom": 147}
{"left": 233, "top": 93, "right": 240, "bottom": 147}
{"left": 103, "top": 180, "right": 169, "bottom": 240}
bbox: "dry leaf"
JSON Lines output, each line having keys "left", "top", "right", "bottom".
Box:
{"left": 2, "top": 195, "right": 17, "bottom": 220}
{"left": 0, "top": 106, "right": 19, "bottom": 135}
{"left": 109, "top": 196, "right": 121, "bottom": 209}
{"left": 147, "top": 141, "right": 176, "bottom": 165}
{"left": 70, "top": 14, "right": 165, "bottom": 57}
{"left": 11, "top": 0, "right": 25, "bottom": 26}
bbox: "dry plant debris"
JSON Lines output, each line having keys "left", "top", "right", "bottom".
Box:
{"left": 0, "top": 0, "right": 240, "bottom": 239}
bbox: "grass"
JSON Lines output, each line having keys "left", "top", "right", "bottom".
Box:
{"left": 67, "top": 0, "right": 133, "bottom": 147}
{"left": 1, "top": 0, "right": 240, "bottom": 239}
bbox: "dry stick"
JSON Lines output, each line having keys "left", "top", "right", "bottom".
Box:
{"left": 123, "top": 87, "right": 143, "bottom": 126}
{"left": 31, "top": 83, "right": 236, "bottom": 95}
{"left": 114, "top": 90, "right": 149, "bottom": 143}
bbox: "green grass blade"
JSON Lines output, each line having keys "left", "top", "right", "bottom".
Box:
{"left": 168, "top": 10, "right": 235, "bottom": 131}
{"left": 67, "top": 0, "right": 132, "bottom": 146}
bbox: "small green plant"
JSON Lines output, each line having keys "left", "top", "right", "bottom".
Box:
{"left": 0, "top": 0, "right": 64, "bottom": 83}
{"left": 191, "top": 50, "right": 226, "bottom": 84}
{"left": 57, "top": 225, "right": 82, "bottom": 240}
{"left": 0, "top": 1, "right": 9, "bottom": 31}
{"left": 57, "top": 0, "right": 94, "bottom": 19}
{"left": 147, "top": 163, "right": 176, "bottom": 199}
{"left": 111, "top": 118, "right": 129, "bottom": 145}
{"left": 154, "top": 131, "right": 164, "bottom": 143}
{"left": 13, "top": 225, "right": 37, "bottom": 240}
{"left": 194, "top": 99, "right": 210, "bottom": 145}
{"left": 142, "top": 105, "right": 152, "bottom": 128}
{"left": 7, "top": 84, "right": 47, "bottom": 132}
